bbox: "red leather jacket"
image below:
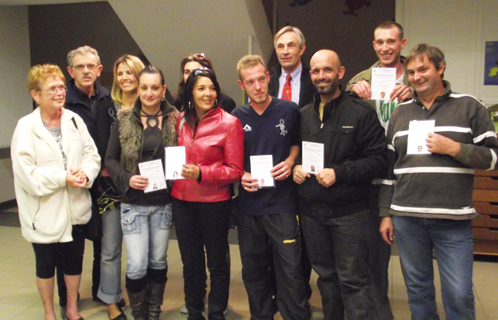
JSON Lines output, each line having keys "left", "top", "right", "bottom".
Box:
{"left": 171, "top": 107, "right": 244, "bottom": 202}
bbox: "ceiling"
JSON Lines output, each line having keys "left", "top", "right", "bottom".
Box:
{"left": 0, "top": 0, "right": 101, "bottom": 5}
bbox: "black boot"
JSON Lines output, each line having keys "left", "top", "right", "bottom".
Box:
{"left": 127, "top": 287, "right": 148, "bottom": 320}
{"left": 146, "top": 280, "right": 166, "bottom": 320}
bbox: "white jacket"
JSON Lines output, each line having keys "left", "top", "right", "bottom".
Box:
{"left": 11, "top": 107, "right": 100, "bottom": 243}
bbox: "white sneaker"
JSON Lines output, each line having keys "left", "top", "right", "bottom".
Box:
{"left": 179, "top": 301, "right": 228, "bottom": 316}
{"left": 180, "top": 304, "right": 188, "bottom": 314}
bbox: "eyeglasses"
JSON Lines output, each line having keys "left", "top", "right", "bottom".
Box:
{"left": 41, "top": 85, "right": 68, "bottom": 94}
{"left": 72, "top": 63, "right": 98, "bottom": 71}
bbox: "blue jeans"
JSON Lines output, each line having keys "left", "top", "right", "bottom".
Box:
{"left": 121, "top": 203, "right": 173, "bottom": 280}
{"left": 97, "top": 208, "right": 123, "bottom": 304}
{"left": 393, "top": 216, "right": 475, "bottom": 320}
{"left": 299, "top": 201, "right": 375, "bottom": 320}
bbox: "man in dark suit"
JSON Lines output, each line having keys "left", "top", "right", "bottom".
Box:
{"left": 269, "top": 26, "right": 316, "bottom": 109}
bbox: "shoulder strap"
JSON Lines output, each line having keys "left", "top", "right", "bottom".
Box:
{"left": 71, "top": 117, "right": 78, "bottom": 129}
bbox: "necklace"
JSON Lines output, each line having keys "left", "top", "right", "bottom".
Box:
{"left": 140, "top": 108, "right": 162, "bottom": 128}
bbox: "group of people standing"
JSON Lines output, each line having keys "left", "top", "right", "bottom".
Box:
{"left": 10, "top": 21, "right": 498, "bottom": 320}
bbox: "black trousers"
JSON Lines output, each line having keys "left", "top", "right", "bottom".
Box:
{"left": 57, "top": 227, "right": 101, "bottom": 306}
{"left": 173, "top": 199, "right": 231, "bottom": 320}
{"left": 237, "top": 211, "right": 311, "bottom": 320}
{"left": 32, "top": 224, "right": 86, "bottom": 278}
{"left": 368, "top": 185, "right": 394, "bottom": 320}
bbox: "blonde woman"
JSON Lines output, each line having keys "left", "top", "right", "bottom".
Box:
{"left": 97, "top": 55, "right": 145, "bottom": 320}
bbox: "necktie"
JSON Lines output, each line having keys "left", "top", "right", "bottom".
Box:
{"left": 281, "top": 74, "right": 292, "bottom": 101}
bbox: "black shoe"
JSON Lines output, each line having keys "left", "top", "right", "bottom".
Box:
{"left": 93, "top": 296, "right": 126, "bottom": 308}
{"left": 109, "top": 305, "right": 127, "bottom": 320}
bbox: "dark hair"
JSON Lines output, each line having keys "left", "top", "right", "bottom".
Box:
{"left": 138, "top": 65, "right": 165, "bottom": 86}
{"left": 174, "top": 53, "right": 214, "bottom": 110}
{"left": 405, "top": 43, "right": 445, "bottom": 78}
{"left": 375, "top": 20, "right": 404, "bottom": 40}
{"left": 182, "top": 68, "right": 221, "bottom": 129}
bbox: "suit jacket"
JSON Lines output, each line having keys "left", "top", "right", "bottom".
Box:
{"left": 268, "top": 61, "right": 316, "bottom": 109}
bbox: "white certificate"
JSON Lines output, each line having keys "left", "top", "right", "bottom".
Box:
{"left": 138, "top": 159, "right": 167, "bottom": 193}
{"left": 165, "top": 146, "right": 186, "bottom": 180}
{"left": 250, "top": 155, "right": 274, "bottom": 188}
{"left": 302, "top": 141, "right": 324, "bottom": 174}
{"left": 407, "top": 120, "right": 435, "bottom": 155}
{"left": 371, "top": 68, "right": 396, "bottom": 101}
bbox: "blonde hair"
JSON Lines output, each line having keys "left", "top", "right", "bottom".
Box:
{"left": 27, "top": 64, "right": 65, "bottom": 92}
{"left": 236, "top": 55, "right": 267, "bottom": 81}
{"left": 111, "top": 55, "right": 145, "bottom": 106}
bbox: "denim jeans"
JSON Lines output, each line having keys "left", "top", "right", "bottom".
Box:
{"left": 393, "top": 216, "right": 475, "bottom": 320}
{"left": 121, "top": 203, "right": 173, "bottom": 280}
{"left": 173, "top": 199, "right": 231, "bottom": 320}
{"left": 97, "top": 208, "right": 123, "bottom": 304}
{"left": 299, "top": 202, "right": 375, "bottom": 320}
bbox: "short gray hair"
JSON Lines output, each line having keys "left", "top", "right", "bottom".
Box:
{"left": 67, "top": 45, "right": 101, "bottom": 66}
{"left": 274, "top": 26, "right": 305, "bottom": 48}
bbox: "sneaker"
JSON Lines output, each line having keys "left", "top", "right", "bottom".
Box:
{"left": 179, "top": 303, "right": 228, "bottom": 316}
{"left": 179, "top": 304, "right": 188, "bottom": 314}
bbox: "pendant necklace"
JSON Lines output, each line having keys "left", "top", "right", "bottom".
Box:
{"left": 141, "top": 108, "right": 162, "bottom": 128}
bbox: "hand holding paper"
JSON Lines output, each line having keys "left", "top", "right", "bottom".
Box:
{"left": 181, "top": 164, "right": 200, "bottom": 180}
{"left": 316, "top": 168, "right": 336, "bottom": 187}
{"left": 426, "top": 133, "right": 461, "bottom": 157}
{"left": 241, "top": 171, "right": 259, "bottom": 192}
{"left": 129, "top": 175, "right": 149, "bottom": 191}
{"left": 292, "top": 165, "right": 310, "bottom": 185}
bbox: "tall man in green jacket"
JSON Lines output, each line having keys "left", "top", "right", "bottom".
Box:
{"left": 345, "top": 20, "right": 411, "bottom": 320}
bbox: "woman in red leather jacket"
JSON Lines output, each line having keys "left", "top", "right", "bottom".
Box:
{"left": 171, "top": 68, "right": 244, "bottom": 320}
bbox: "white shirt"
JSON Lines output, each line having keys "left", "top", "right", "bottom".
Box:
{"left": 278, "top": 63, "right": 303, "bottom": 105}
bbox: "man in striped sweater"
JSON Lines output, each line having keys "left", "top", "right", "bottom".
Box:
{"left": 379, "top": 44, "right": 498, "bottom": 320}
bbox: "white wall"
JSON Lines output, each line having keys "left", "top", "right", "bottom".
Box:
{"left": 108, "top": 0, "right": 273, "bottom": 105}
{"left": 0, "top": 6, "right": 32, "bottom": 148}
{"left": 0, "top": 6, "right": 31, "bottom": 202}
{"left": 397, "top": 0, "right": 498, "bottom": 106}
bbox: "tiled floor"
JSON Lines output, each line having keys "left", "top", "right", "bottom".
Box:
{"left": 0, "top": 208, "right": 497, "bottom": 319}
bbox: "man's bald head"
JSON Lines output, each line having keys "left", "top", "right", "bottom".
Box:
{"left": 310, "top": 50, "right": 342, "bottom": 71}
{"left": 309, "top": 49, "right": 345, "bottom": 103}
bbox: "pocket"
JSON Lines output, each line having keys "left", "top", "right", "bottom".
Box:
{"left": 158, "top": 204, "right": 173, "bottom": 230}
{"left": 121, "top": 204, "right": 141, "bottom": 234}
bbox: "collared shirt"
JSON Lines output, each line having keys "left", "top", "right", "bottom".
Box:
{"left": 277, "top": 63, "right": 302, "bottom": 105}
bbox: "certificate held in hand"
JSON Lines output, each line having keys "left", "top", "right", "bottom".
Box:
{"left": 165, "top": 146, "right": 186, "bottom": 180}
{"left": 250, "top": 155, "right": 275, "bottom": 188}
{"left": 138, "top": 159, "right": 167, "bottom": 193}
{"left": 302, "top": 141, "right": 324, "bottom": 174}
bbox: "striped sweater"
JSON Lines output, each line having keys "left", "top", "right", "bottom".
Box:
{"left": 379, "top": 81, "right": 498, "bottom": 219}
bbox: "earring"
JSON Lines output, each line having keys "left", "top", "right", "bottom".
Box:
{"left": 161, "top": 95, "right": 165, "bottom": 101}
{"left": 188, "top": 101, "right": 192, "bottom": 109}
{"left": 214, "top": 99, "right": 218, "bottom": 106}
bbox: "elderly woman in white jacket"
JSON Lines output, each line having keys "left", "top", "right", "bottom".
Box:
{"left": 11, "top": 64, "right": 100, "bottom": 320}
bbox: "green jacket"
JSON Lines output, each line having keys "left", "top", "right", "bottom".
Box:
{"left": 346, "top": 58, "right": 409, "bottom": 109}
